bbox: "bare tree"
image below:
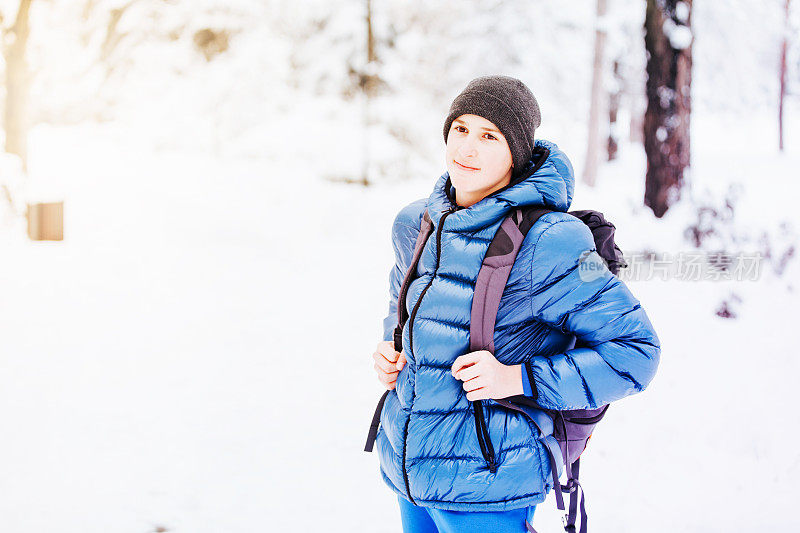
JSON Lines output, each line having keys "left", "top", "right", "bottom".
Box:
{"left": 2, "top": 0, "right": 33, "bottom": 173}
{"left": 357, "top": 0, "right": 388, "bottom": 185}
{"left": 100, "top": 1, "right": 138, "bottom": 64}
{"left": 644, "top": 0, "right": 693, "bottom": 218}
{"left": 608, "top": 59, "right": 623, "bottom": 161}
{"left": 779, "top": 0, "right": 791, "bottom": 152}
{"left": 583, "top": 0, "right": 608, "bottom": 187}
{"left": 360, "top": 0, "right": 377, "bottom": 186}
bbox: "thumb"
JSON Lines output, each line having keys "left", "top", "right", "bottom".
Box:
{"left": 396, "top": 351, "right": 407, "bottom": 371}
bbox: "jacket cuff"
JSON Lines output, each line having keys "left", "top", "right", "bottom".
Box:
{"left": 520, "top": 362, "right": 539, "bottom": 401}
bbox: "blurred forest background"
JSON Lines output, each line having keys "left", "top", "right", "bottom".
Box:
{"left": 2, "top": 0, "right": 798, "bottom": 255}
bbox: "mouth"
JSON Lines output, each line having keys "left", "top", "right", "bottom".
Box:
{"left": 454, "top": 160, "right": 480, "bottom": 171}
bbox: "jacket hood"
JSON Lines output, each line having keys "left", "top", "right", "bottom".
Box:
{"left": 427, "top": 139, "right": 575, "bottom": 232}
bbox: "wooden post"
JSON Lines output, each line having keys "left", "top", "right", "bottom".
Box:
{"left": 26, "top": 201, "right": 64, "bottom": 241}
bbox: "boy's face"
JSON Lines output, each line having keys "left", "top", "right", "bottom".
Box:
{"left": 445, "top": 114, "right": 514, "bottom": 207}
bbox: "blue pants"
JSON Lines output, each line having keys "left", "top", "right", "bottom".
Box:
{"left": 397, "top": 495, "right": 535, "bottom": 533}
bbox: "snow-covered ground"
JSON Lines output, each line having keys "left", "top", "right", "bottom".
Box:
{"left": 0, "top": 103, "right": 797, "bottom": 532}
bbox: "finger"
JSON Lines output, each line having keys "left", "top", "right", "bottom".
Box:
{"left": 466, "top": 387, "right": 488, "bottom": 401}
{"left": 378, "top": 366, "right": 398, "bottom": 383}
{"left": 378, "top": 344, "right": 401, "bottom": 363}
{"left": 373, "top": 363, "right": 397, "bottom": 379}
{"left": 375, "top": 352, "right": 396, "bottom": 372}
{"left": 462, "top": 376, "right": 485, "bottom": 393}
{"left": 451, "top": 352, "right": 482, "bottom": 375}
{"left": 377, "top": 369, "right": 399, "bottom": 385}
{"left": 378, "top": 340, "right": 398, "bottom": 352}
{"left": 382, "top": 370, "right": 398, "bottom": 389}
{"left": 396, "top": 351, "right": 407, "bottom": 371}
{"left": 373, "top": 352, "right": 398, "bottom": 373}
{"left": 454, "top": 363, "right": 481, "bottom": 382}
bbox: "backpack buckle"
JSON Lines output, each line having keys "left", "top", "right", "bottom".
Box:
{"left": 561, "top": 479, "right": 579, "bottom": 493}
{"left": 393, "top": 328, "right": 403, "bottom": 352}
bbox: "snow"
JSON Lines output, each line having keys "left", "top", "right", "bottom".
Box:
{"left": 594, "top": 15, "right": 612, "bottom": 35}
{"left": 664, "top": 19, "right": 694, "bottom": 50}
{"left": 676, "top": 1, "right": 691, "bottom": 24}
{"left": 0, "top": 108, "right": 798, "bottom": 532}
{"left": 0, "top": 0, "right": 799, "bottom": 532}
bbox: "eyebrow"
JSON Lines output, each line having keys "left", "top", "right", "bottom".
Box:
{"left": 453, "top": 119, "right": 500, "bottom": 134}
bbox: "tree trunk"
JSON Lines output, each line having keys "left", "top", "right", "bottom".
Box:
{"left": 779, "top": 0, "right": 790, "bottom": 152}
{"left": 3, "top": 0, "right": 33, "bottom": 174}
{"left": 644, "top": 0, "right": 692, "bottom": 218}
{"left": 583, "top": 0, "right": 608, "bottom": 187}
{"left": 608, "top": 59, "right": 622, "bottom": 161}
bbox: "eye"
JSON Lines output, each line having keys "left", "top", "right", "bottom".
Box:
{"left": 454, "top": 125, "right": 467, "bottom": 133}
{"left": 484, "top": 133, "right": 497, "bottom": 140}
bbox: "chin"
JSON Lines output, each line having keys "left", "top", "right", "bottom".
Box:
{"left": 448, "top": 176, "right": 470, "bottom": 191}
{"left": 449, "top": 170, "right": 479, "bottom": 186}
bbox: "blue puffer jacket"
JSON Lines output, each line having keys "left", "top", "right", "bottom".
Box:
{"left": 375, "top": 139, "right": 661, "bottom": 512}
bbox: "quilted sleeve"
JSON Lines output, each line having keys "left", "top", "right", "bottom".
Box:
{"left": 381, "top": 200, "right": 425, "bottom": 342}
{"left": 523, "top": 218, "right": 661, "bottom": 410}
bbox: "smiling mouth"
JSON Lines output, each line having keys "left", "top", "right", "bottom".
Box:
{"left": 454, "top": 160, "right": 479, "bottom": 171}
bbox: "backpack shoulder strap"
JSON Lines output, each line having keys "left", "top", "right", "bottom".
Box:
{"left": 473, "top": 205, "right": 606, "bottom": 533}
{"left": 469, "top": 206, "right": 552, "bottom": 353}
{"left": 393, "top": 209, "right": 433, "bottom": 352}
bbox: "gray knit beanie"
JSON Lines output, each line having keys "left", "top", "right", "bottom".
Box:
{"left": 443, "top": 75, "right": 541, "bottom": 179}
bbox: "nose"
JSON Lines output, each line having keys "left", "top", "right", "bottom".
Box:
{"left": 457, "top": 136, "right": 478, "bottom": 158}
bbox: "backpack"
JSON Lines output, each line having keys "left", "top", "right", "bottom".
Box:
{"left": 364, "top": 205, "right": 628, "bottom": 533}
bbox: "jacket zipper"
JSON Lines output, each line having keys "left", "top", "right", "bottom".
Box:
{"left": 473, "top": 400, "right": 497, "bottom": 473}
{"left": 401, "top": 207, "right": 454, "bottom": 505}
